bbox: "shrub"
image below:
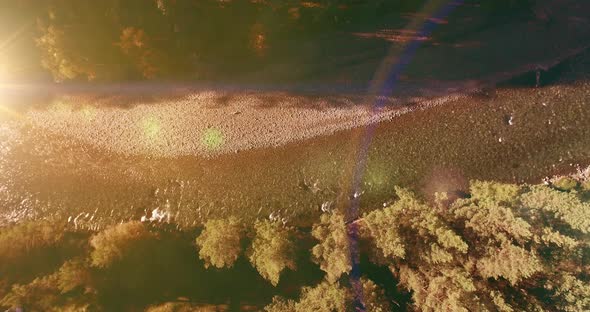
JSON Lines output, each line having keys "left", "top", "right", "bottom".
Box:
{"left": 552, "top": 177, "right": 579, "bottom": 191}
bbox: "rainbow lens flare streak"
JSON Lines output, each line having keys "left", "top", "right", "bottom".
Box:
{"left": 347, "top": 1, "right": 463, "bottom": 309}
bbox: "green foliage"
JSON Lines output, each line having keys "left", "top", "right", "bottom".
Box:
{"left": 489, "top": 290, "right": 514, "bottom": 312}
{"left": 0, "top": 273, "right": 61, "bottom": 311}
{"left": 362, "top": 205, "right": 406, "bottom": 261}
{"left": 0, "top": 271, "right": 92, "bottom": 312}
{"left": 36, "top": 25, "right": 90, "bottom": 82}
{"left": 520, "top": 185, "right": 590, "bottom": 233}
{"left": 361, "top": 182, "right": 589, "bottom": 311}
{"left": 362, "top": 187, "right": 468, "bottom": 263}
{"left": 451, "top": 201, "right": 532, "bottom": 244}
{"left": 264, "top": 296, "right": 296, "bottom": 312}
{"left": 35, "top": 2, "right": 127, "bottom": 82}
{"left": 1, "top": 177, "right": 589, "bottom": 311}
{"left": 57, "top": 259, "right": 94, "bottom": 294}
{"left": 311, "top": 212, "right": 352, "bottom": 283}
{"left": 0, "top": 220, "right": 65, "bottom": 266}
{"left": 196, "top": 217, "right": 245, "bottom": 269}
{"left": 476, "top": 243, "right": 541, "bottom": 285}
{"left": 247, "top": 219, "right": 297, "bottom": 286}
{"left": 398, "top": 265, "right": 480, "bottom": 312}
{"left": 265, "top": 278, "right": 390, "bottom": 312}
{"left": 539, "top": 227, "right": 578, "bottom": 249}
{"left": 295, "top": 281, "right": 350, "bottom": 312}
{"left": 469, "top": 180, "right": 521, "bottom": 204}
{"left": 118, "top": 27, "right": 170, "bottom": 79}
{"left": 552, "top": 177, "right": 579, "bottom": 191}
{"left": 360, "top": 278, "right": 391, "bottom": 312}
{"left": 89, "top": 221, "right": 154, "bottom": 268}
{"left": 551, "top": 273, "right": 590, "bottom": 312}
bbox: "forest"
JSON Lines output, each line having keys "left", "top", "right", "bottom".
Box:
{"left": 1, "top": 0, "right": 538, "bottom": 82}
{"left": 1, "top": 176, "right": 588, "bottom": 311}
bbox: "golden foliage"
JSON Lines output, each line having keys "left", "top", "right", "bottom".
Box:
{"left": 89, "top": 221, "right": 153, "bottom": 268}
{"left": 0, "top": 220, "right": 65, "bottom": 267}
{"left": 520, "top": 185, "right": 590, "bottom": 233}
{"left": 311, "top": 212, "right": 352, "bottom": 283}
{"left": 469, "top": 180, "right": 521, "bottom": 204}
{"left": 247, "top": 220, "right": 297, "bottom": 286}
{"left": 196, "top": 217, "right": 244, "bottom": 269}
{"left": 476, "top": 243, "right": 541, "bottom": 285}
{"left": 360, "top": 181, "right": 589, "bottom": 311}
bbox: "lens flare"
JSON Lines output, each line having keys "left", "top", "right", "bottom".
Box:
{"left": 0, "top": 104, "right": 21, "bottom": 120}
{"left": 345, "top": 1, "right": 464, "bottom": 309}
{"left": 141, "top": 115, "right": 162, "bottom": 139}
{"left": 80, "top": 105, "right": 97, "bottom": 121}
{"left": 50, "top": 99, "right": 72, "bottom": 114}
{"left": 201, "top": 128, "right": 224, "bottom": 150}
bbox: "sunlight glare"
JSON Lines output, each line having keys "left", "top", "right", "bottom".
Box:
{"left": 141, "top": 115, "right": 162, "bottom": 140}
{"left": 201, "top": 128, "right": 224, "bottom": 150}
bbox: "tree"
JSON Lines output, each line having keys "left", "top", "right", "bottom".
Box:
{"left": 295, "top": 280, "right": 350, "bottom": 312}
{"left": 265, "top": 280, "right": 350, "bottom": 312}
{"left": 247, "top": 219, "right": 297, "bottom": 286}
{"left": 359, "top": 278, "right": 391, "bottom": 312}
{"left": 118, "top": 27, "right": 168, "bottom": 79}
{"left": 196, "top": 217, "right": 245, "bottom": 269}
{"left": 264, "top": 278, "right": 390, "bottom": 312}
{"left": 35, "top": 1, "right": 128, "bottom": 82}
{"left": 520, "top": 185, "right": 590, "bottom": 233}
{"left": 468, "top": 180, "right": 521, "bottom": 204}
{"left": 89, "top": 221, "right": 154, "bottom": 268}
{"left": 361, "top": 187, "right": 472, "bottom": 311}
{"left": 362, "top": 186, "right": 468, "bottom": 264}
{"left": 264, "top": 296, "right": 296, "bottom": 312}
{"left": 0, "top": 270, "right": 95, "bottom": 312}
{"left": 57, "top": 259, "right": 94, "bottom": 294}
{"left": 551, "top": 273, "right": 590, "bottom": 312}
{"left": 359, "top": 181, "right": 589, "bottom": 311}
{"left": 311, "top": 212, "right": 352, "bottom": 283}
{"left": 0, "top": 273, "right": 61, "bottom": 311}
{"left": 476, "top": 243, "right": 541, "bottom": 285}
{"left": 0, "top": 221, "right": 65, "bottom": 267}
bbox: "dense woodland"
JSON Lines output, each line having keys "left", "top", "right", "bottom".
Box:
{"left": 1, "top": 0, "right": 539, "bottom": 82}
{"left": 1, "top": 175, "right": 588, "bottom": 311}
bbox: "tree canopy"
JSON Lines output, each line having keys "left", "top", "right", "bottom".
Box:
{"left": 195, "top": 216, "right": 245, "bottom": 269}
{"left": 2, "top": 0, "right": 542, "bottom": 82}
{"left": 359, "top": 182, "right": 589, "bottom": 311}
{"left": 311, "top": 212, "right": 352, "bottom": 283}
{"left": 89, "top": 221, "right": 154, "bottom": 268}
{"left": 247, "top": 219, "right": 297, "bottom": 286}
{"left": 1, "top": 175, "right": 589, "bottom": 311}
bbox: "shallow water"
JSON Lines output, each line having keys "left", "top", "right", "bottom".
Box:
{"left": 1, "top": 78, "right": 589, "bottom": 230}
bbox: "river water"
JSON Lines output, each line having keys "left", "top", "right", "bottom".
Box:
{"left": 1, "top": 73, "right": 589, "bottom": 230}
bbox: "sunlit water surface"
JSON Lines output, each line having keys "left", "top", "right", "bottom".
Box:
{"left": 1, "top": 80, "right": 590, "bottom": 230}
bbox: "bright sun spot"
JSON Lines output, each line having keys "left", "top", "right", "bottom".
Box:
{"left": 141, "top": 115, "right": 162, "bottom": 139}
{"left": 80, "top": 105, "right": 97, "bottom": 120}
{"left": 201, "top": 128, "right": 224, "bottom": 150}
